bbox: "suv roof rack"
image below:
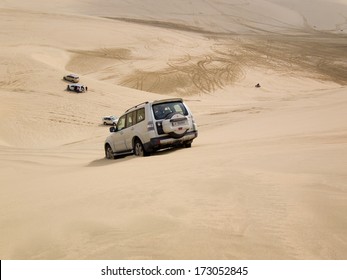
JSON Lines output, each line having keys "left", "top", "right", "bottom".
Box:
{"left": 152, "top": 98, "right": 183, "bottom": 105}
{"left": 125, "top": 101, "right": 149, "bottom": 113}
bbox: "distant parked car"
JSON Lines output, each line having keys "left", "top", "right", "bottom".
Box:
{"left": 102, "top": 116, "right": 118, "bottom": 125}
{"left": 63, "top": 74, "right": 79, "bottom": 83}
{"left": 67, "top": 83, "right": 86, "bottom": 93}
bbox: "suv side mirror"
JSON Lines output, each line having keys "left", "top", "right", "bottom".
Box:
{"left": 109, "top": 126, "right": 117, "bottom": 133}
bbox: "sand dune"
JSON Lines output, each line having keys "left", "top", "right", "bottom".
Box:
{"left": 1, "top": 0, "right": 347, "bottom": 259}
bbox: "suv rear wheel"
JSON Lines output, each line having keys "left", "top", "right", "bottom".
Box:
{"left": 183, "top": 141, "right": 192, "bottom": 148}
{"left": 134, "top": 139, "right": 149, "bottom": 157}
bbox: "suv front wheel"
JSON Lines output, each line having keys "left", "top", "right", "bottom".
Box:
{"left": 105, "top": 144, "right": 114, "bottom": 159}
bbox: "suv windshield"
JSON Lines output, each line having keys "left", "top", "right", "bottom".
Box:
{"left": 153, "top": 101, "right": 188, "bottom": 120}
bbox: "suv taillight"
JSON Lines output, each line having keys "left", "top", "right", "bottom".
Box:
{"left": 147, "top": 121, "right": 154, "bottom": 131}
{"left": 191, "top": 117, "right": 198, "bottom": 131}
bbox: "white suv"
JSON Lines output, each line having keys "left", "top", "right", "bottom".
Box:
{"left": 102, "top": 115, "right": 118, "bottom": 126}
{"left": 63, "top": 74, "right": 79, "bottom": 83}
{"left": 104, "top": 98, "right": 198, "bottom": 158}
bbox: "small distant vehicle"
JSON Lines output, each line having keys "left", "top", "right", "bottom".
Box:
{"left": 67, "top": 83, "right": 86, "bottom": 93}
{"left": 102, "top": 116, "right": 118, "bottom": 126}
{"left": 63, "top": 74, "right": 79, "bottom": 83}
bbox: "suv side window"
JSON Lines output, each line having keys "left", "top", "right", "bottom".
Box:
{"left": 117, "top": 115, "right": 126, "bottom": 130}
{"left": 137, "top": 108, "right": 145, "bottom": 123}
{"left": 132, "top": 110, "right": 137, "bottom": 125}
{"left": 126, "top": 111, "right": 136, "bottom": 128}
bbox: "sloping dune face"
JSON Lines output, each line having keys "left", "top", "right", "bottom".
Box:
{"left": 4, "top": 0, "right": 347, "bottom": 96}
{"left": 2, "top": 0, "right": 347, "bottom": 98}
{"left": 65, "top": 33, "right": 347, "bottom": 96}
{"left": 1, "top": 0, "right": 347, "bottom": 260}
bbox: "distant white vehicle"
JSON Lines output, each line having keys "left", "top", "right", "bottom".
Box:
{"left": 63, "top": 74, "right": 79, "bottom": 83}
{"left": 67, "top": 83, "right": 87, "bottom": 93}
{"left": 102, "top": 116, "right": 118, "bottom": 125}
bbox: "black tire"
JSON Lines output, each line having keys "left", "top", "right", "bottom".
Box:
{"left": 169, "top": 131, "right": 187, "bottom": 139}
{"left": 183, "top": 142, "right": 192, "bottom": 148}
{"left": 134, "top": 139, "right": 148, "bottom": 157}
{"left": 105, "top": 144, "right": 115, "bottom": 159}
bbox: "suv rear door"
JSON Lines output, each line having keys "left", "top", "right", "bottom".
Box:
{"left": 110, "top": 115, "right": 128, "bottom": 152}
{"left": 124, "top": 110, "right": 137, "bottom": 150}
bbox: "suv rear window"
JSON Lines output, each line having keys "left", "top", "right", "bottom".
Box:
{"left": 153, "top": 102, "right": 188, "bottom": 120}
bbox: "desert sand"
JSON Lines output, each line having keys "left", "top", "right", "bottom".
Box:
{"left": 0, "top": 0, "right": 347, "bottom": 259}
